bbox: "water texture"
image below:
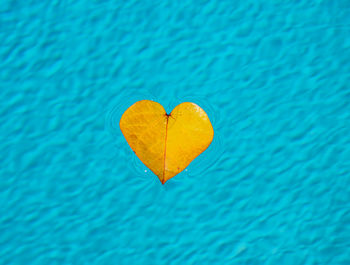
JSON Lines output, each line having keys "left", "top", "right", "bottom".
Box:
{"left": 1, "top": 0, "right": 350, "bottom": 264}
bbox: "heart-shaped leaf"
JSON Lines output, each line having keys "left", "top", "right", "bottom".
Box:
{"left": 120, "top": 100, "right": 214, "bottom": 184}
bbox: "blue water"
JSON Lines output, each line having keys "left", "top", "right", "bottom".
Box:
{"left": 1, "top": 1, "right": 350, "bottom": 264}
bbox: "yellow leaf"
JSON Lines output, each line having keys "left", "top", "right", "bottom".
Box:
{"left": 120, "top": 100, "right": 214, "bottom": 184}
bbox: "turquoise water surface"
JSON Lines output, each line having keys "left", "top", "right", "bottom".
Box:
{"left": 1, "top": 1, "right": 350, "bottom": 264}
